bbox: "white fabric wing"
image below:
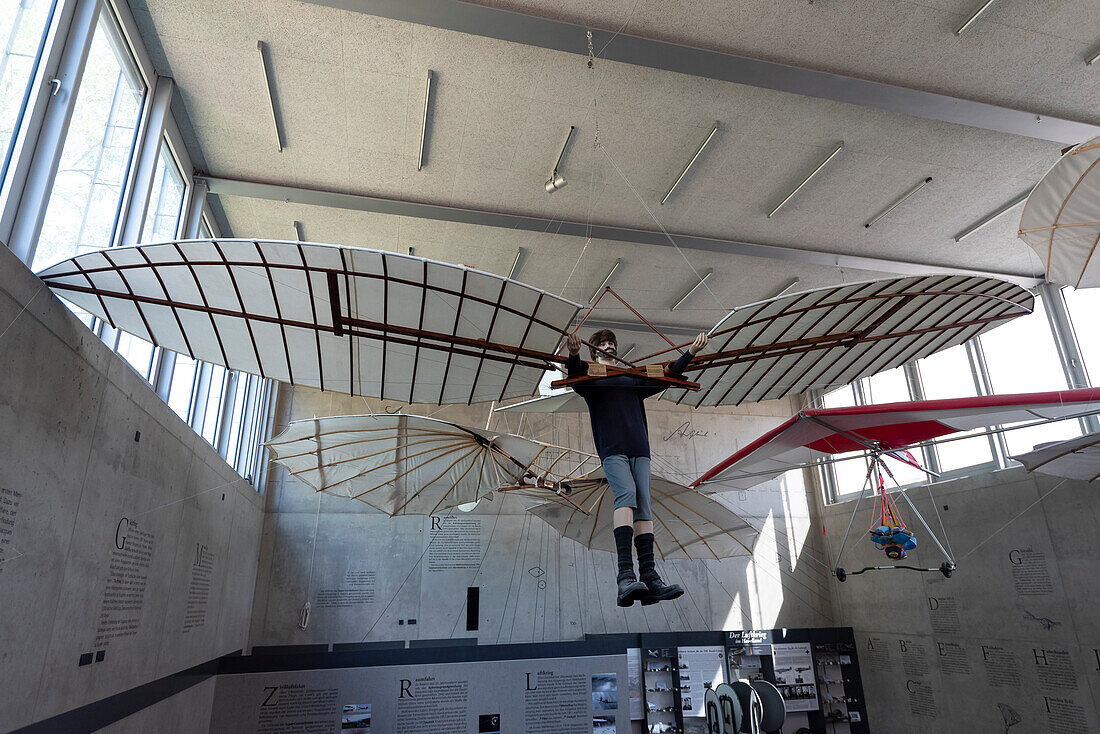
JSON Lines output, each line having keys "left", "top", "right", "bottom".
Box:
{"left": 1019, "top": 136, "right": 1100, "bottom": 289}
{"left": 528, "top": 471, "right": 757, "bottom": 560}
{"left": 38, "top": 240, "right": 580, "bottom": 404}
{"left": 661, "top": 274, "right": 1032, "bottom": 407}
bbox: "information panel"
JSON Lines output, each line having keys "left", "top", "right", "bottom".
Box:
{"left": 771, "top": 643, "right": 818, "bottom": 713}
{"left": 676, "top": 646, "right": 726, "bottom": 718}
{"left": 211, "top": 654, "right": 627, "bottom": 734}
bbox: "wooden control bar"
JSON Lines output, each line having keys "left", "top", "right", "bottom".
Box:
{"left": 550, "top": 363, "right": 700, "bottom": 391}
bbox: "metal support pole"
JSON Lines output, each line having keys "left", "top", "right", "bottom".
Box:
{"left": 1039, "top": 282, "right": 1100, "bottom": 433}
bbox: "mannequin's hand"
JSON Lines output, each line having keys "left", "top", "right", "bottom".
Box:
{"left": 688, "top": 332, "right": 709, "bottom": 355}
{"left": 566, "top": 333, "right": 582, "bottom": 355}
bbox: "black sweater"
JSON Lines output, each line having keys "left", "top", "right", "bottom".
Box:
{"left": 565, "top": 351, "right": 694, "bottom": 460}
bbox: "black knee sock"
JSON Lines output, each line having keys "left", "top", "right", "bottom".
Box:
{"left": 635, "top": 532, "right": 657, "bottom": 582}
{"left": 614, "top": 526, "right": 636, "bottom": 581}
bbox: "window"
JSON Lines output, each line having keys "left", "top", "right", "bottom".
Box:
{"left": 1063, "top": 287, "right": 1100, "bottom": 385}
{"left": 199, "top": 364, "right": 227, "bottom": 445}
{"left": 821, "top": 384, "right": 871, "bottom": 497}
{"left": 915, "top": 344, "right": 994, "bottom": 472}
{"left": 32, "top": 9, "right": 145, "bottom": 271}
{"left": 979, "top": 293, "right": 1079, "bottom": 455}
{"left": 166, "top": 354, "right": 197, "bottom": 420}
{"left": 114, "top": 331, "right": 155, "bottom": 380}
{"left": 197, "top": 214, "right": 213, "bottom": 239}
{"left": 139, "top": 139, "right": 185, "bottom": 243}
{"left": 0, "top": 0, "right": 56, "bottom": 182}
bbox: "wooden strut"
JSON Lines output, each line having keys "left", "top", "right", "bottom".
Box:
{"left": 549, "top": 364, "right": 701, "bottom": 391}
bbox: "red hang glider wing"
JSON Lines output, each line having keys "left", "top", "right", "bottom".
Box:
{"left": 661, "top": 275, "right": 1033, "bottom": 408}
{"left": 693, "top": 388, "right": 1100, "bottom": 490}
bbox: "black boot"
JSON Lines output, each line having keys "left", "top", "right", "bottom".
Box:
{"left": 614, "top": 526, "right": 647, "bottom": 607}
{"left": 635, "top": 532, "right": 683, "bottom": 605}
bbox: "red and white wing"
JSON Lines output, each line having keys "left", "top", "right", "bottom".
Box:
{"left": 695, "top": 388, "right": 1100, "bottom": 490}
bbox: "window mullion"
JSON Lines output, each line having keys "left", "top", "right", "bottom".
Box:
{"left": 116, "top": 74, "right": 172, "bottom": 247}
{"left": 1038, "top": 282, "right": 1099, "bottom": 434}
{"left": 966, "top": 337, "right": 1009, "bottom": 467}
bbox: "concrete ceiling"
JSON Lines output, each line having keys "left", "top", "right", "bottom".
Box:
{"left": 465, "top": 0, "right": 1100, "bottom": 126}
{"left": 128, "top": 0, "right": 1086, "bottom": 339}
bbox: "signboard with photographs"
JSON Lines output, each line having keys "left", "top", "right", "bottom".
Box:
{"left": 770, "top": 643, "right": 819, "bottom": 712}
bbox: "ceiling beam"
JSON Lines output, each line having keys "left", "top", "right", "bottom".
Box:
{"left": 199, "top": 173, "right": 1043, "bottom": 287}
{"left": 300, "top": 0, "right": 1098, "bottom": 145}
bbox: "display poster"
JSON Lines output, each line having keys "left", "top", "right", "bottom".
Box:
{"left": 210, "top": 654, "right": 627, "bottom": 734}
{"left": 676, "top": 646, "right": 726, "bottom": 718}
{"left": 771, "top": 643, "right": 819, "bottom": 712}
{"left": 626, "top": 649, "right": 643, "bottom": 720}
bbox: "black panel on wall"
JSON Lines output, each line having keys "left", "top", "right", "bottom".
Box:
{"left": 467, "top": 587, "right": 479, "bottom": 631}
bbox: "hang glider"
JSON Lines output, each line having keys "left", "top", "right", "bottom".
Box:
{"left": 37, "top": 240, "right": 581, "bottom": 404}
{"left": 39, "top": 244, "right": 1031, "bottom": 411}
{"left": 694, "top": 388, "right": 1100, "bottom": 490}
{"left": 499, "top": 275, "right": 1032, "bottom": 413}
{"left": 695, "top": 389, "right": 1100, "bottom": 582}
{"left": 1018, "top": 135, "right": 1100, "bottom": 289}
{"left": 265, "top": 413, "right": 601, "bottom": 516}
{"left": 524, "top": 469, "right": 758, "bottom": 561}
{"left": 1013, "top": 432, "right": 1100, "bottom": 482}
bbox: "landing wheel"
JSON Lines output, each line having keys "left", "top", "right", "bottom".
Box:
{"left": 940, "top": 562, "right": 955, "bottom": 579}
{"left": 835, "top": 567, "right": 847, "bottom": 583}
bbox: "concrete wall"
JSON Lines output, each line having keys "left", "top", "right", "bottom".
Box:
{"left": 822, "top": 466, "right": 1100, "bottom": 733}
{"left": 248, "top": 382, "right": 834, "bottom": 649}
{"left": 0, "top": 244, "right": 264, "bottom": 730}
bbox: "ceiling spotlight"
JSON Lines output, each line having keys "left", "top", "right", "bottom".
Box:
{"left": 545, "top": 125, "right": 575, "bottom": 193}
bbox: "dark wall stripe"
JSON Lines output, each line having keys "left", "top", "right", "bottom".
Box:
{"left": 9, "top": 653, "right": 234, "bottom": 734}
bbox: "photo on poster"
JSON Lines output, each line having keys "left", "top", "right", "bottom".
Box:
{"left": 592, "top": 672, "right": 618, "bottom": 710}
{"left": 478, "top": 713, "right": 501, "bottom": 733}
{"left": 592, "top": 714, "right": 615, "bottom": 734}
{"left": 341, "top": 703, "right": 371, "bottom": 733}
